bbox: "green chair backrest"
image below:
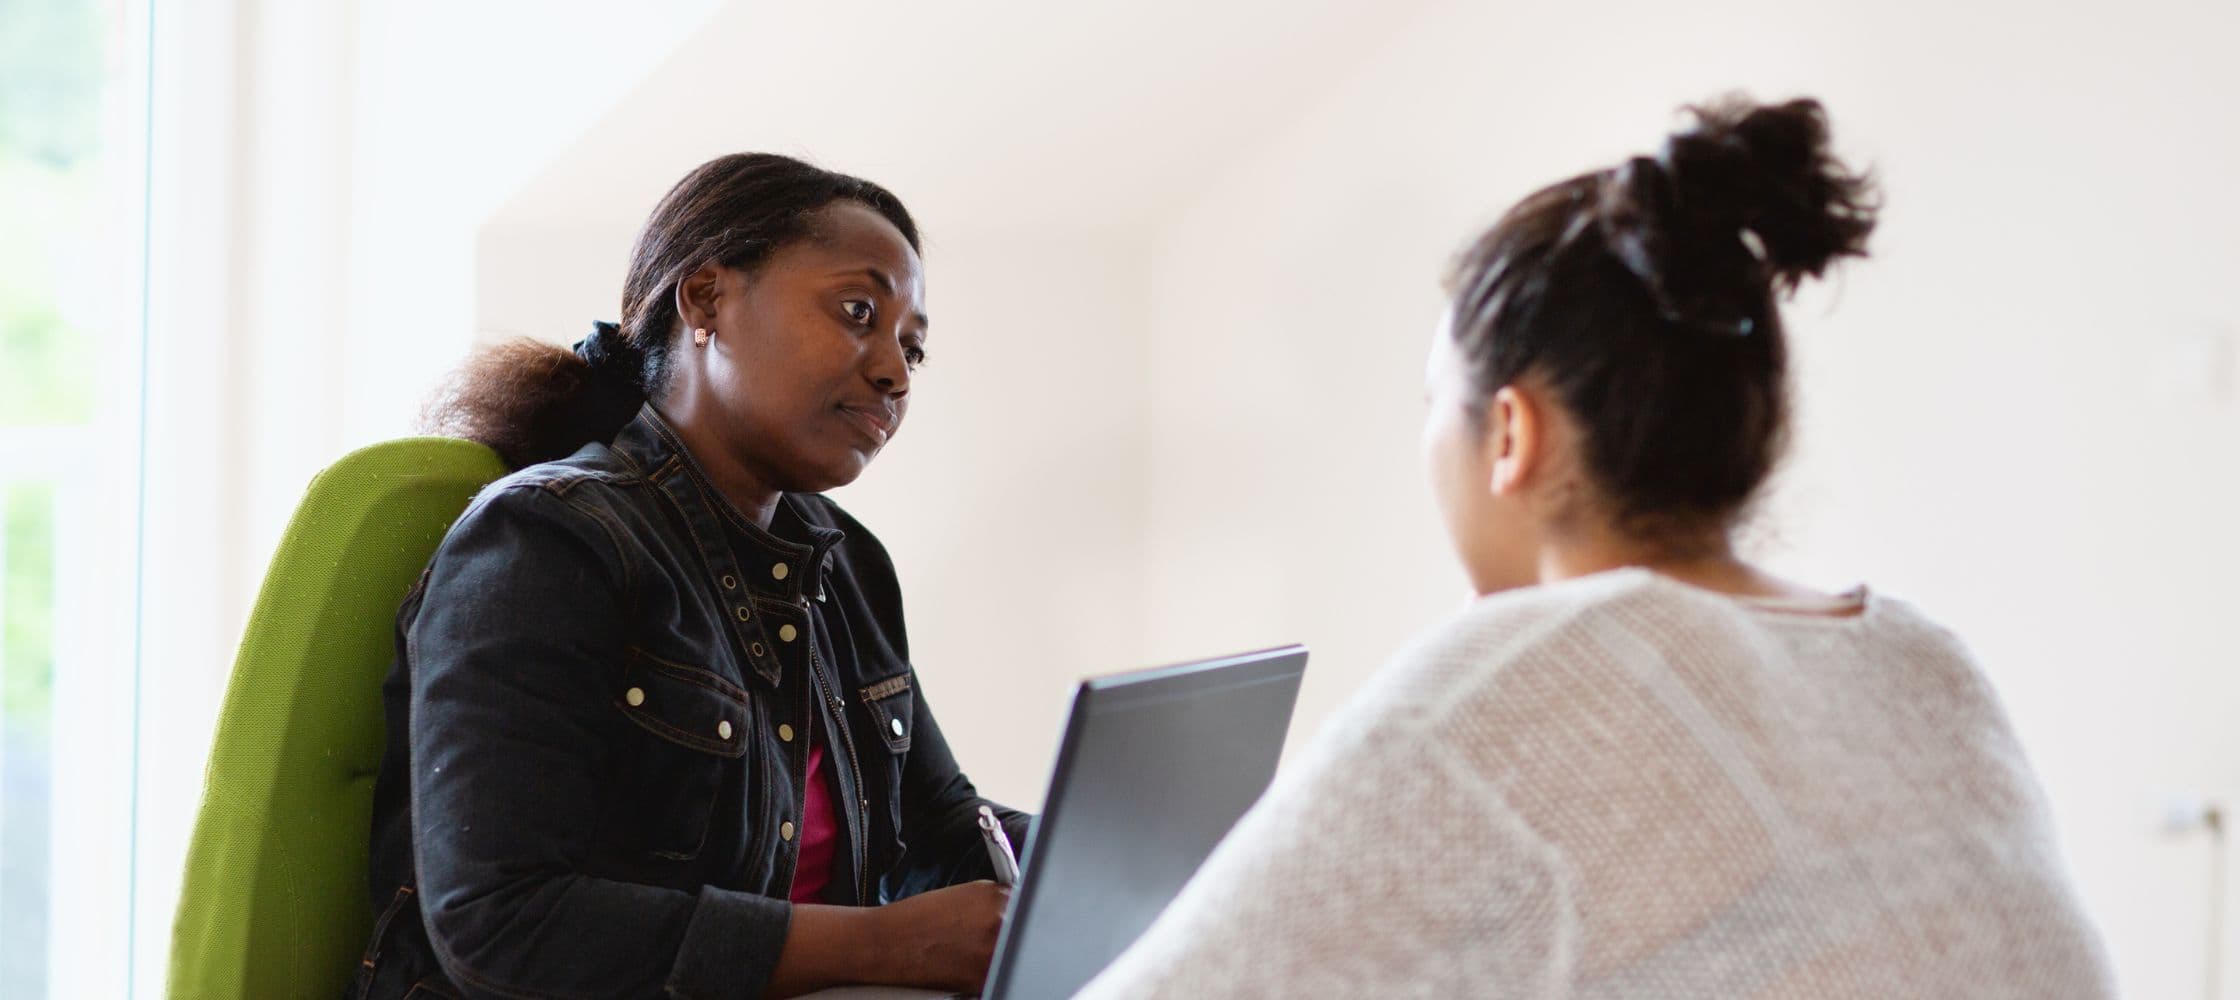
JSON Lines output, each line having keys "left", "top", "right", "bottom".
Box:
{"left": 169, "top": 438, "right": 507, "bottom": 1000}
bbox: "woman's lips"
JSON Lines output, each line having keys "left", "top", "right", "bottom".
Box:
{"left": 837, "top": 403, "right": 893, "bottom": 445}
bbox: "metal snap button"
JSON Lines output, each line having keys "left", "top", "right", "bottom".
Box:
{"left": 778, "top": 723, "right": 794, "bottom": 743}
{"left": 890, "top": 718, "right": 904, "bottom": 737}
{"left": 771, "top": 563, "right": 790, "bottom": 581}
{"left": 624, "top": 687, "right": 645, "bottom": 707}
{"left": 778, "top": 624, "right": 798, "bottom": 642}
{"left": 716, "top": 720, "right": 733, "bottom": 740}
{"left": 780, "top": 821, "right": 795, "bottom": 842}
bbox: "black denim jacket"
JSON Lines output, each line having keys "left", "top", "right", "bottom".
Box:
{"left": 355, "top": 405, "right": 1029, "bottom": 1000}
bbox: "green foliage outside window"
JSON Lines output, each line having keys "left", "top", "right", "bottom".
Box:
{"left": 1, "top": 0, "right": 104, "bottom": 427}
{"left": 2, "top": 485, "right": 55, "bottom": 733}
{"left": 0, "top": 0, "right": 107, "bottom": 726}
{"left": 1, "top": 0, "right": 108, "bottom": 991}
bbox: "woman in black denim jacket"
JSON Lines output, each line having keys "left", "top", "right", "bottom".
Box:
{"left": 355, "top": 154, "right": 1028, "bottom": 1000}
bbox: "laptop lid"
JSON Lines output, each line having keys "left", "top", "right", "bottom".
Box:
{"left": 982, "top": 645, "right": 1309, "bottom": 1000}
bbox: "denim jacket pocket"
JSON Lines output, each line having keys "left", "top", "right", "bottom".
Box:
{"left": 602, "top": 648, "right": 751, "bottom": 862}
{"left": 858, "top": 672, "right": 914, "bottom": 754}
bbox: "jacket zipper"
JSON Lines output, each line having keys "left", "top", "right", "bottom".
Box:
{"left": 782, "top": 644, "right": 814, "bottom": 896}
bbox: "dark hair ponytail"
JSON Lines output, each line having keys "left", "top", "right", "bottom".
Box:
{"left": 420, "top": 154, "right": 921, "bottom": 470}
{"left": 1444, "top": 95, "right": 1877, "bottom": 541}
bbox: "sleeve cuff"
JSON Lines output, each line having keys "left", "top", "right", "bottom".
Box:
{"left": 665, "top": 886, "right": 791, "bottom": 999}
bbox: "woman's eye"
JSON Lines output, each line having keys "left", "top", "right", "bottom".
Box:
{"left": 844, "top": 300, "right": 874, "bottom": 324}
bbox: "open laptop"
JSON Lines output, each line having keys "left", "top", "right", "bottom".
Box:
{"left": 816, "top": 645, "right": 1308, "bottom": 1000}
{"left": 981, "top": 644, "right": 1309, "bottom": 1000}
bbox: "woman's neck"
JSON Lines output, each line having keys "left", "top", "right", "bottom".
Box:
{"left": 1537, "top": 526, "right": 1823, "bottom": 603}
{"left": 655, "top": 401, "right": 782, "bottom": 530}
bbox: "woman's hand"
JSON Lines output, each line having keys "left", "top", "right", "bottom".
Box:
{"left": 768, "top": 881, "right": 1010, "bottom": 997}
{"left": 867, "top": 880, "right": 1012, "bottom": 993}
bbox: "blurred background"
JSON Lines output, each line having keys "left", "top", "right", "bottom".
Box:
{"left": 3, "top": 0, "right": 2235, "bottom": 996}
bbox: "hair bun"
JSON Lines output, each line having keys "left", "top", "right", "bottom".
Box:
{"left": 1662, "top": 96, "right": 1877, "bottom": 287}
{"left": 1598, "top": 96, "right": 1878, "bottom": 331}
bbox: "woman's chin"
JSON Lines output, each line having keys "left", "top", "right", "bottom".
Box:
{"left": 791, "top": 453, "right": 875, "bottom": 495}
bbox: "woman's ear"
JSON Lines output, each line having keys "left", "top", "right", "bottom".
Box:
{"left": 1486, "top": 384, "right": 1541, "bottom": 498}
{"left": 674, "top": 262, "right": 727, "bottom": 333}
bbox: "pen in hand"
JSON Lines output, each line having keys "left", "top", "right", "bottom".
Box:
{"left": 977, "top": 805, "right": 1021, "bottom": 886}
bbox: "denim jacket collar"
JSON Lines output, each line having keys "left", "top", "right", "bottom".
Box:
{"left": 611, "top": 404, "right": 845, "bottom": 687}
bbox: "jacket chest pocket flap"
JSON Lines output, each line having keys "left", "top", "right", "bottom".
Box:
{"left": 605, "top": 649, "right": 751, "bottom": 861}
{"left": 616, "top": 650, "right": 751, "bottom": 756}
{"left": 859, "top": 672, "right": 913, "bottom": 753}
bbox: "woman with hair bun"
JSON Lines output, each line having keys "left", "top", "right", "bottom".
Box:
{"left": 356, "top": 154, "right": 1024, "bottom": 999}
{"left": 1080, "top": 98, "right": 2117, "bottom": 998}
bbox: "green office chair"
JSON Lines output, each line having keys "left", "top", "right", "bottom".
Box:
{"left": 169, "top": 438, "right": 507, "bottom": 1000}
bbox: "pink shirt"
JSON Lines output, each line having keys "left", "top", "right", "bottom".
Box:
{"left": 788, "top": 737, "right": 840, "bottom": 902}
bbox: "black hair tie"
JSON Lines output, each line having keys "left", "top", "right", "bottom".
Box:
{"left": 571, "top": 321, "right": 650, "bottom": 423}
{"left": 572, "top": 320, "right": 637, "bottom": 370}
{"left": 1603, "top": 156, "right": 1758, "bottom": 338}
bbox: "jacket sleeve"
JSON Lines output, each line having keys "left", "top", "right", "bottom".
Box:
{"left": 407, "top": 484, "right": 790, "bottom": 1000}
{"left": 881, "top": 673, "right": 1033, "bottom": 899}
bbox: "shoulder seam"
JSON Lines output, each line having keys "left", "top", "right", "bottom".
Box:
{"left": 547, "top": 487, "right": 639, "bottom": 606}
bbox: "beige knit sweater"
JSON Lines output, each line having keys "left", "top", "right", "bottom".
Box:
{"left": 1077, "top": 569, "right": 2116, "bottom": 999}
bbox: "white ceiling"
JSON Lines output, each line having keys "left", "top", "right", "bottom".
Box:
{"left": 488, "top": 0, "right": 1437, "bottom": 235}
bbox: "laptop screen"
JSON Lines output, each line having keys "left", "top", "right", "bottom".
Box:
{"left": 982, "top": 645, "right": 1308, "bottom": 1000}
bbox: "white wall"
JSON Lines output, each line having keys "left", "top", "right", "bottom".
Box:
{"left": 1131, "top": 2, "right": 2240, "bottom": 998}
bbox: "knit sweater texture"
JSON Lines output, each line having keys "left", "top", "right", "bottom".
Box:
{"left": 1078, "top": 568, "right": 2116, "bottom": 999}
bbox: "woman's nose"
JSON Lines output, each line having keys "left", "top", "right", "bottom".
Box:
{"left": 867, "top": 338, "right": 911, "bottom": 395}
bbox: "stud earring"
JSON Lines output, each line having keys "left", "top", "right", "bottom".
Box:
{"left": 693, "top": 327, "right": 711, "bottom": 346}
